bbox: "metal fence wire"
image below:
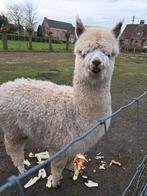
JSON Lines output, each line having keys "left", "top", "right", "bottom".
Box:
{"left": 0, "top": 91, "right": 146, "bottom": 196}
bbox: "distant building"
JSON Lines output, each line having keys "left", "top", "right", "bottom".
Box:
{"left": 120, "top": 20, "right": 147, "bottom": 50}
{"left": 41, "top": 17, "right": 75, "bottom": 43}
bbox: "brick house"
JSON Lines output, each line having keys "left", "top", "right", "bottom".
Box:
{"left": 42, "top": 17, "right": 75, "bottom": 43}
{"left": 120, "top": 21, "right": 147, "bottom": 50}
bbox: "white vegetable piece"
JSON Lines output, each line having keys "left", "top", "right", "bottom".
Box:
{"left": 24, "top": 176, "right": 40, "bottom": 188}
{"left": 73, "top": 170, "right": 79, "bottom": 181}
{"left": 85, "top": 180, "right": 98, "bottom": 188}
{"left": 24, "top": 159, "right": 31, "bottom": 167}
{"left": 38, "top": 168, "right": 47, "bottom": 178}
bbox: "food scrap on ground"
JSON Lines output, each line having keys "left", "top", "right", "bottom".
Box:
{"left": 99, "top": 163, "right": 106, "bottom": 170}
{"left": 109, "top": 160, "right": 122, "bottom": 167}
{"left": 24, "top": 150, "right": 124, "bottom": 189}
{"left": 24, "top": 159, "right": 31, "bottom": 167}
{"left": 24, "top": 168, "right": 47, "bottom": 188}
{"left": 34, "top": 151, "right": 50, "bottom": 162}
{"left": 82, "top": 175, "right": 88, "bottom": 179}
{"left": 95, "top": 152, "right": 104, "bottom": 160}
{"left": 28, "top": 152, "right": 35, "bottom": 158}
{"left": 85, "top": 180, "right": 98, "bottom": 188}
{"left": 73, "top": 154, "right": 88, "bottom": 181}
{"left": 24, "top": 176, "right": 40, "bottom": 188}
{"left": 92, "top": 169, "right": 96, "bottom": 173}
{"left": 38, "top": 168, "right": 47, "bottom": 178}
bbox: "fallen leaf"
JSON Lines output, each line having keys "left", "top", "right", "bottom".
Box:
{"left": 85, "top": 180, "right": 98, "bottom": 188}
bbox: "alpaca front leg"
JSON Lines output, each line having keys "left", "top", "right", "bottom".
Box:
{"left": 51, "top": 157, "right": 67, "bottom": 188}
{"left": 4, "top": 132, "right": 27, "bottom": 174}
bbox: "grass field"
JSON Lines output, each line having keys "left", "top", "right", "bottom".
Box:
{"left": 0, "top": 52, "right": 146, "bottom": 100}
{"left": 0, "top": 40, "right": 74, "bottom": 51}
{"left": 0, "top": 52, "right": 146, "bottom": 196}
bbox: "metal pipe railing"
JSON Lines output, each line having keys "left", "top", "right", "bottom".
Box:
{"left": 0, "top": 91, "right": 146, "bottom": 195}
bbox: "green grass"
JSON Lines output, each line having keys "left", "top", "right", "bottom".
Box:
{"left": 0, "top": 52, "right": 146, "bottom": 105}
{"left": 0, "top": 40, "right": 74, "bottom": 51}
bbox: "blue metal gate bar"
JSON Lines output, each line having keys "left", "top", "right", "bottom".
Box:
{"left": 0, "top": 91, "right": 146, "bottom": 195}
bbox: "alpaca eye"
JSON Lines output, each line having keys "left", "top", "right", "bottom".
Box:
{"left": 107, "top": 54, "right": 112, "bottom": 58}
{"left": 82, "top": 53, "right": 85, "bottom": 58}
{"left": 78, "top": 51, "right": 85, "bottom": 58}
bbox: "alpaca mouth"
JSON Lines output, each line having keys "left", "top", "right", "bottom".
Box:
{"left": 92, "top": 68, "right": 101, "bottom": 74}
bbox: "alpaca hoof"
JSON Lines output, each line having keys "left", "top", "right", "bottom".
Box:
{"left": 52, "top": 179, "right": 62, "bottom": 188}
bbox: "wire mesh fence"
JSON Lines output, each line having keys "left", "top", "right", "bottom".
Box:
{"left": 0, "top": 91, "right": 146, "bottom": 196}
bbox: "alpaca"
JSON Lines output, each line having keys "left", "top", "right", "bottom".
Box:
{"left": 0, "top": 17, "right": 122, "bottom": 187}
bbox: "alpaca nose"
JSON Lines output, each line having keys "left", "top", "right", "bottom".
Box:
{"left": 92, "top": 59, "right": 101, "bottom": 67}
{"left": 92, "top": 59, "right": 101, "bottom": 73}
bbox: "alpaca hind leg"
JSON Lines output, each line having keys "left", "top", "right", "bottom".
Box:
{"left": 4, "top": 132, "right": 27, "bottom": 174}
{"left": 51, "top": 157, "right": 68, "bottom": 188}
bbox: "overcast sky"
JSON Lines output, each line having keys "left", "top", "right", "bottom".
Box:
{"left": 0, "top": 0, "right": 147, "bottom": 29}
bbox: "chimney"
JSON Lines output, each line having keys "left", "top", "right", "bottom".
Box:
{"left": 140, "top": 20, "right": 145, "bottom": 24}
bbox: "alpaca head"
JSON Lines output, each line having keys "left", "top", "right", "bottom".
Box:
{"left": 74, "top": 17, "right": 122, "bottom": 85}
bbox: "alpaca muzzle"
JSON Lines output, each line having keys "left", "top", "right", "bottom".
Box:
{"left": 91, "top": 59, "right": 102, "bottom": 73}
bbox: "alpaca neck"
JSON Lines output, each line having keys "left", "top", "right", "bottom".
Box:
{"left": 73, "top": 69, "right": 111, "bottom": 120}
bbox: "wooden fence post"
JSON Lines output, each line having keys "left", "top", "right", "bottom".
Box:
{"left": 1, "top": 24, "right": 8, "bottom": 50}
{"left": 48, "top": 31, "right": 53, "bottom": 51}
{"left": 65, "top": 31, "right": 70, "bottom": 51}
{"left": 26, "top": 26, "right": 33, "bottom": 50}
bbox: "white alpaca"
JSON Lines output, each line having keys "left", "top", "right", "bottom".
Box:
{"left": 0, "top": 17, "right": 122, "bottom": 187}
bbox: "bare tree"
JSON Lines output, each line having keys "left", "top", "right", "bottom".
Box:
{"left": 24, "top": 2, "right": 37, "bottom": 50}
{"left": 6, "top": 4, "right": 24, "bottom": 49}
{"left": 6, "top": 4, "right": 24, "bottom": 35}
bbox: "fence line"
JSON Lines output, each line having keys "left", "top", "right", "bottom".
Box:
{"left": 0, "top": 91, "right": 146, "bottom": 195}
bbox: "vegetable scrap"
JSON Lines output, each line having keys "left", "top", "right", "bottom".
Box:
{"left": 99, "top": 163, "right": 106, "bottom": 170}
{"left": 82, "top": 175, "right": 88, "bottom": 179}
{"left": 73, "top": 154, "right": 88, "bottom": 181}
{"left": 92, "top": 169, "right": 96, "bottom": 173}
{"left": 109, "top": 160, "right": 122, "bottom": 167}
{"left": 38, "top": 168, "right": 47, "bottom": 178}
{"left": 73, "top": 169, "right": 80, "bottom": 181}
{"left": 24, "top": 168, "right": 46, "bottom": 188}
{"left": 95, "top": 155, "right": 104, "bottom": 160}
{"left": 34, "top": 151, "right": 50, "bottom": 162}
{"left": 95, "top": 152, "right": 104, "bottom": 160}
{"left": 28, "top": 152, "right": 35, "bottom": 158}
{"left": 24, "top": 159, "right": 31, "bottom": 167}
{"left": 85, "top": 180, "right": 98, "bottom": 188}
{"left": 24, "top": 176, "right": 40, "bottom": 188}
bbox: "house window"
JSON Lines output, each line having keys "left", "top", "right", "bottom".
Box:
{"left": 136, "top": 31, "right": 143, "bottom": 38}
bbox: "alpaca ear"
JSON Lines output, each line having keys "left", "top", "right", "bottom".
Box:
{"left": 112, "top": 22, "right": 123, "bottom": 38}
{"left": 75, "top": 16, "right": 85, "bottom": 38}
